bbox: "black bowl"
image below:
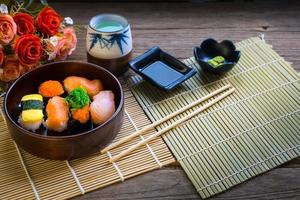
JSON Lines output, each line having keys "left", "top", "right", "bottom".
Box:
{"left": 4, "top": 61, "right": 124, "bottom": 160}
{"left": 194, "top": 38, "right": 240, "bottom": 74}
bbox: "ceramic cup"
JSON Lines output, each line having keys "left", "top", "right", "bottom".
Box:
{"left": 87, "top": 14, "right": 132, "bottom": 75}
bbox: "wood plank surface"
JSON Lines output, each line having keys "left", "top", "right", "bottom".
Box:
{"left": 49, "top": 1, "right": 300, "bottom": 199}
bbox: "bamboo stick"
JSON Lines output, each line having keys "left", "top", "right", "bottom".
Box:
{"left": 110, "top": 87, "right": 235, "bottom": 163}
{"left": 102, "top": 84, "right": 232, "bottom": 154}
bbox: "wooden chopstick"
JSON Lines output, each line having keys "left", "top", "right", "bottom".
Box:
{"left": 109, "top": 86, "right": 235, "bottom": 163}
{"left": 101, "top": 84, "right": 232, "bottom": 154}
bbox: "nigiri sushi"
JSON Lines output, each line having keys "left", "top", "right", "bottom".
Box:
{"left": 90, "top": 91, "right": 115, "bottom": 125}
{"left": 65, "top": 87, "right": 90, "bottom": 123}
{"left": 39, "top": 80, "right": 64, "bottom": 98}
{"left": 45, "top": 96, "right": 69, "bottom": 132}
{"left": 63, "top": 76, "right": 103, "bottom": 97}
{"left": 18, "top": 94, "right": 44, "bottom": 132}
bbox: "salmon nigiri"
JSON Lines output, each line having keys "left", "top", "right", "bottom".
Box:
{"left": 90, "top": 91, "right": 116, "bottom": 125}
{"left": 63, "top": 76, "right": 103, "bottom": 97}
{"left": 45, "top": 96, "right": 69, "bottom": 132}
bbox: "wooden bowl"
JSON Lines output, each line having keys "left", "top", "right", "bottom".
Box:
{"left": 3, "top": 61, "right": 124, "bottom": 160}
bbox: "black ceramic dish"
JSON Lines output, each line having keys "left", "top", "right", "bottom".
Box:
{"left": 194, "top": 39, "right": 241, "bottom": 74}
{"left": 129, "top": 46, "right": 196, "bottom": 90}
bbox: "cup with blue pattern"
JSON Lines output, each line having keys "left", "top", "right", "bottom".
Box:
{"left": 87, "top": 14, "right": 132, "bottom": 75}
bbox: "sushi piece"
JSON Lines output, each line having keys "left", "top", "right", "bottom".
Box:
{"left": 63, "top": 76, "right": 103, "bottom": 97}
{"left": 65, "top": 87, "right": 90, "bottom": 123}
{"left": 90, "top": 91, "right": 115, "bottom": 125}
{"left": 71, "top": 105, "right": 90, "bottom": 124}
{"left": 39, "top": 80, "right": 64, "bottom": 98}
{"left": 18, "top": 94, "right": 44, "bottom": 132}
{"left": 45, "top": 96, "right": 69, "bottom": 132}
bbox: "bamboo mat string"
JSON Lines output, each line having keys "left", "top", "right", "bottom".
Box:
{"left": 0, "top": 107, "right": 40, "bottom": 200}
{"left": 106, "top": 151, "right": 125, "bottom": 182}
{"left": 65, "top": 161, "right": 85, "bottom": 194}
{"left": 260, "top": 33, "right": 265, "bottom": 43}
{"left": 14, "top": 142, "right": 41, "bottom": 200}
{"left": 142, "top": 58, "right": 285, "bottom": 110}
{"left": 124, "top": 108, "right": 163, "bottom": 168}
{"left": 0, "top": 92, "right": 5, "bottom": 97}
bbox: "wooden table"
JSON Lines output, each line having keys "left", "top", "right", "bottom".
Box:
{"left": 51, "top": 1, "right": 300, "bottom": 199}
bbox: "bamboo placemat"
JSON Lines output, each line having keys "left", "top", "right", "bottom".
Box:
{"left": 0, "top": 78, "right": 175, "bottom": 200}
{"left": 128, "top": 37, "right": 300, "bottom": 199}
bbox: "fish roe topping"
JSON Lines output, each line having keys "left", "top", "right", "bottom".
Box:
{"left": 38, "top": 80, "right": 64, "bottom": 98}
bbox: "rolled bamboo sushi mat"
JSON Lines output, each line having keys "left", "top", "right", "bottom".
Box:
{"left": 128, "top": 37, "right": 300, "bottom": 199}
{"left": 0, "top": 79, "right": 175, "bottom": 200}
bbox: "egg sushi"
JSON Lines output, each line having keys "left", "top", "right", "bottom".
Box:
{"left": 18, "top": 94, "right": 44, "bottom": 132}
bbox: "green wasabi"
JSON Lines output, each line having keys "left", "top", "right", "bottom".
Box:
{"left": 65, "top": 87, "right": 90, "bottom": 109}
{"left": 208, "top": 56, "right": 225, "bottom": 68}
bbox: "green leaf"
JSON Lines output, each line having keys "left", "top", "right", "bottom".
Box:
{"left": 23, "top": 0, "right": 33, "bottom": 8}
{"left": 39, "top": 0, "right": 47, "bottom": 5}
{"left": 2, "top": 0, "right": 11, "bottom": 6}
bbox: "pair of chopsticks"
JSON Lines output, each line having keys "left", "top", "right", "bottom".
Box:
{"left": 102, "top": 84, "right": 235, "bottom": 163}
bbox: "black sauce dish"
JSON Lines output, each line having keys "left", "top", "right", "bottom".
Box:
{"left": 129, "top": 46, "right": 196, "bottom": 90}
{"left": 194, "top": 38, "right": 241, "bottom": 74}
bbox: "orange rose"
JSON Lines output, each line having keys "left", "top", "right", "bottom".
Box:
{"left": 0, "top": 14, "right": 17, "bottom": 45}
{"left": 0, "top": 55, "right": 23, "bottom": 82}
{"left": 36, "top": 7, "right": 62, "bottom": 36}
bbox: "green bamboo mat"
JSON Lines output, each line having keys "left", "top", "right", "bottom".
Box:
{"left": 128, "top": 37, "right": 300, "bottom": 199}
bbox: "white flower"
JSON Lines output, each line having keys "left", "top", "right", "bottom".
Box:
{"left": 48, "top": 52, "right": 57, "bottom": 61}
{"left": 64, "top": 17, "right": 74, "bottom": 25}
{"left": 0, "top": 4, "right": 8, "bottom": 14}
{"left": 49, "top": 36, "right": 59, "bottom": 47}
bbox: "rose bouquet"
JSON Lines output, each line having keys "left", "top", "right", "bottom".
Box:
{"left": 0, "top": 1, "right": 77, "bottom": 84}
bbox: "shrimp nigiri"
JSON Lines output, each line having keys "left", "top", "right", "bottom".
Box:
{"left": 90, "top": 91, "right": 116, "bottom": 125}
{"left": 45, "top": 96, "right": 69, "bottom": 132}
{"left": 63, "top": 76, "right": 103, "bottom": 97}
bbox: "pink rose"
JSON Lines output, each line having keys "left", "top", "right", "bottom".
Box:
{"left": 62, "top": 27, "right": 77, "bottom": 55}
{"left": 54, "top": 37, "right": 72, "bottom": 61}
{"left": 0, "top": 14, "right": 17, "bottom": 45}
{"left": 47, "top": 27, "right": 77, "bottom": 61}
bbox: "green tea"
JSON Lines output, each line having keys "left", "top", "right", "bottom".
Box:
{"left": 95, "top": 21, "right": 123, "bottom": 32}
